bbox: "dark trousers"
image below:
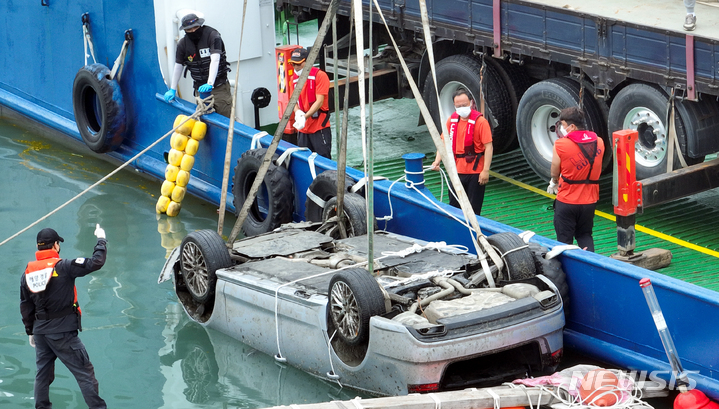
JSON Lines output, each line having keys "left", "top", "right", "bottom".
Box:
{"left": 553, "top": 200, "right": 597, "bottom": 252}
{"left": 34, "top": 331, "right": 106, "bottom": 409}
{"left": 298, "top": 127, "right": 332, "bottom": 159}
{"left": 449, "top": 173, "right": 487, "bottom": 216}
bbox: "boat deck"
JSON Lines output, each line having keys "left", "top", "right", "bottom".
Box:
{"left": 370, "top": 151, "right": 719, "bottom": 292}
{"left": 527, "top": 0, "right": 719, "bottom": 39}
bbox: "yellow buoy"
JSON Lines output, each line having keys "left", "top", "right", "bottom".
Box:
{"left": 185, "top": 138, "right": 199, "bottom": 156}
{"left": 165, "top": 164, "right": 180, "bottom": 182}
{"left": 168, "top": 149, "right": 184, "bottom": 166}
{"left": 156, "top": 196, "right": 171, "bottom": 214}
{"left": 180, "top": 154, "right": 195, "bottom": 171}
{"left": 160, "top": 180, "right": 176, "bottom": 196}
{"left": 174, "top": 116, "right": 196, "bottom": 136}
{"left": 176, "top": 170, "right": 190, "bottom": 187}
{"left": 171, "top": 186, "right": 187, "bottom": 202}
{"left": 191, "top": 121, "right": 207, "bottom": 141}
{"left": 166, "top": 201, "right": 182, "bottom": 217}
{"left": 170, "top": 132, "right": 189, "bottom": 151}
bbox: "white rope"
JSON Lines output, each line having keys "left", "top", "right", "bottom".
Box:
{"left": 487, "top": 388, "right": 501, "bottom": 409}
{"left": 428, "top": 392, "right": 442, "bottom": 409}
{"left": 383, "top": 269, "right": 457, "bottom": 289}
{"left": 83, "top": 23, "right": 97, "bottom": 66}
{"left": 0, "top": 108, "right": 209, "bottom": 248}
{"left": 110, "top": 39, "right": 130, "bottom": 81}
{"left": 325, "top": 330, "right": 343, "bottom": 388}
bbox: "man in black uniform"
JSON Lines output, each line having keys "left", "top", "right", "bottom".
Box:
{"left": 20, "top": 226, "right": 108, "bottom": 409}
{"left": 163, "top": 13, "right": 233, "bottom": 118}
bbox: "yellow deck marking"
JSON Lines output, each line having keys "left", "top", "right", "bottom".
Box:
{"left": 489, "top": 170, "right": 719, "bottom": 258}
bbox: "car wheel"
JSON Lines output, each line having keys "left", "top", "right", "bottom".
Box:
{"left": 486, "top": 232, "right": 537, "bottom": 281}
{"left": 516, "top": 78, "right": 608, "bottom": 181}
{"left": 329, "top": 268, "right": 386, "bottom": 346}
{"left": 180, "top": 230, "right": 232, "bottom": 305}
{"left": 607, "top": 83, "right": 705, "bottom": 180}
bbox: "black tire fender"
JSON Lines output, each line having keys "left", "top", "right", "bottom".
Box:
{"left": 608, "top": 83, "right": 705, "bottom": 180}
{"left": 486, "top": 232, "right": 537, "bottom": 281}
{"left": 305, "top": 170, "right": 356, "bottom": 222}
{"left": 527, "top": 243, "right": 570, "bottom": 309}
{"left": 516, "top": 77, "right": 609, "bottom": 181}
{"left": 72, "top": 63, "right": 127, "bottom": 153}
{"left": 421, "top": 54, "right": 515, "bottom": 154}
{"left": 232, "top": 148, "right": 294, "bottom": 237}
{"left": 180, "top": 230, "right": 233, "bottom": 305}
{"left": 319, "top": 193, "right": 371, "bottom": 238}
{"left": 328, "top": 268, "right": 386, "bottom": 346}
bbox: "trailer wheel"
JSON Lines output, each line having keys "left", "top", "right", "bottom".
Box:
{"left": 516, "top": 78, "right": 609, "bottom": 181}
{"left": 329, "top": 268, "right": 386, "bottom": 346}
{"left": 233, "top": 148, "right": 294, "bottom": 236}
{"left": 317, "top": 193, "right": 371, "bottom": 238}
{"left": 422, "top": 55, "right": 515, "bottom": 153}
{"left": 305, "top": 170, "right": 356, "bottom": 222}
{"left": 180, "top": 230, "right": 233, "bottom": 305}
{"left": 487, "top": 232, "right": 537, "bottom": 281}
{"left": 608, "top": 84, "right": 705, "bottom": 179}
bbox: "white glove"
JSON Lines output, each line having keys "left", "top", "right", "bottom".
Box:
{"left": 29, "top": 335, "right": 35, "bottom": 348}
{"left": 293, "top": 112, "right": 306, "bottom": 130}
{"left": 94, "top": 223, "right": 106, "bottom": 240}
{"left": 546, "top": 178, "right": 558, "bottom": 195}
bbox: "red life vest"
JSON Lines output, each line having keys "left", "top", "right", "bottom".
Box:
{"left": 293, "top": 66, "right": 320, "bottom": 112}
{"left": 561, "top": 130, "right": 601, "bottom": 185}
{"left": 449, "top": 110, "right": 483, "bottom": 156}
{"left": 25, "top": 250, "right": 82, "bottom": 317}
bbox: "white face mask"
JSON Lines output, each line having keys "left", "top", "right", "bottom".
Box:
{"left": 294, "top": 68, "right": 303, "bottom": 76}
{"left": 560, "top": 125, "right": 569, "bottom": 137}
{"left": 455, "top": 106, "right": 471, "bottom": 118}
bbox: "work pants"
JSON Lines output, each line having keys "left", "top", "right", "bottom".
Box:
{"left": 685, "top": 0, "right": 695, "bottom": 13}
{"left": 553, "top": 200, "right": 596, "bottom": 252}
{"left": 449, "top": 173, "right": 487, "bottom": 216}
{"left": 34, "top": 331, "right": 106, "bottom": 409}
{"left": 196, "top": 81, "right": 233, "bottom": 119}
{"left": 298, "top": 127, "right": 332, "bottom": 159}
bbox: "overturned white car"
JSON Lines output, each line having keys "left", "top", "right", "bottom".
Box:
{"left": 159, "top": 223, "right": 567, "bottom": 396}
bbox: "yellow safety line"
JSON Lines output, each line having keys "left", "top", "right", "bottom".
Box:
{"left": 489, "top": 170, "right": 719, "bottom": 259}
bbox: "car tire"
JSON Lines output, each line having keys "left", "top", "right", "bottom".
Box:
{"left": 233, "top": 148, "right": 294, "bottom": 236}
{"left": 317, "top": 193, "right": 370, "bottom": 238}
{"left": 516, "top": 77, "right": 609, "bottom": 181}
{"left": 486, "top": 232, "right": 537, "bottom": 281}
{"left": 329, "top": 268, "right": 386, "bottom": 346}
{"left": 421, "top": 54, "right": 515, "bottom": 154}
{"left": 607, "top": 83, "right": 705, "bottom": 180}
{"left": 305, "top": 170, "right": 356, "bottom": 222}
{"left": 180, "top": 230, "right": 232, "bottom": 305}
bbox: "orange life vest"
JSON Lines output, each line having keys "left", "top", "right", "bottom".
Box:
{"left": 25, "top": 250, "right": 81, "bottom": 318}
{"left": 293, "top": 67, "right": 330, "bottom": 127}
{"left": 449, "top": 110, "right": 484, "bottom": 170}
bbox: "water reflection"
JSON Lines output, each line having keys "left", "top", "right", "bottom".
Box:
{"left": 159, "top": 305, "right": 360, "bottom": 408}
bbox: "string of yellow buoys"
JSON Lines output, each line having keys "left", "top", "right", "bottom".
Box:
{"left": 156, "top": 115, "right": 207, "bottom": 216}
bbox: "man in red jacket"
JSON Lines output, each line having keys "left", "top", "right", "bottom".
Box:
{"left": 20, "top": 226, "right": 108, "bottom": 409}
{"left": 290, "top": 47, "right": 332, "bottom": 159}
{"left": 548, "top": 107, "right": 604, "bottom": 252}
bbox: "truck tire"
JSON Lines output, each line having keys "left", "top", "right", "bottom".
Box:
{"left": 608, "top": 83, "right": 705, "bottom": 180}
{"left": 305, "top": 170, "right": 356, "bottom": 222}
{"left": 516, "top": 77, "right": 609, "bottom": 181}
{"left": 329, "top": 268, "right": 386, "bottom": 346}
{"left": 486, "top": 232, "right": 536, "bottom": 281}
{"left": 422, "top": 54, "right": 514, "bottom": 154}
{"left": 233, "top": 149, "right": 294, "bottom": 237}
{"left": 485, "top": 58, "right": 534, "bottom": 152}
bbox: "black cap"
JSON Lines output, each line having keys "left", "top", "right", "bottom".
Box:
{"left": 179, "top": 13, "right": 205, "bottom": 31}
{"left": 37, "top": 228, "right": 64, "bottom": 246}
{"left": 289, "top": 47, "right": 309, "bottom": 64}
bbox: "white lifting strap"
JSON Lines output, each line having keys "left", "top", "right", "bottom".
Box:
{"left": 110, "top": 39, "right": 131, "bottom": 81}
{"left": 350, "top": 175, "right": 388, "bottom": 194}
{"left": 308, "top": 152, "right": 319, "bottom": 179}
{"left": 306, "top": 186, "right": 326, "bottom": 209}
{"left": 275, "top": 147, "right": 309, "bottom": 168}
{"left": 428, "top": 393, "right": 442, "bottom": 409}
{"left": 250, "top": 131, "right": 268, "bottom": 150}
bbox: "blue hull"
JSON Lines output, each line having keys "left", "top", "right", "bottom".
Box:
{"left": 2, "top": 0, "right": 718, "bottom": 400}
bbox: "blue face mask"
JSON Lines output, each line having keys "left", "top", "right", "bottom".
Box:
{"left": 455, "top": 106, "right": 471, "bottom": 118}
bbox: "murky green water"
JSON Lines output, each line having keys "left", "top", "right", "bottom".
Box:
{"left": 0, "top": 118, "right": 368, "bottom": 408}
